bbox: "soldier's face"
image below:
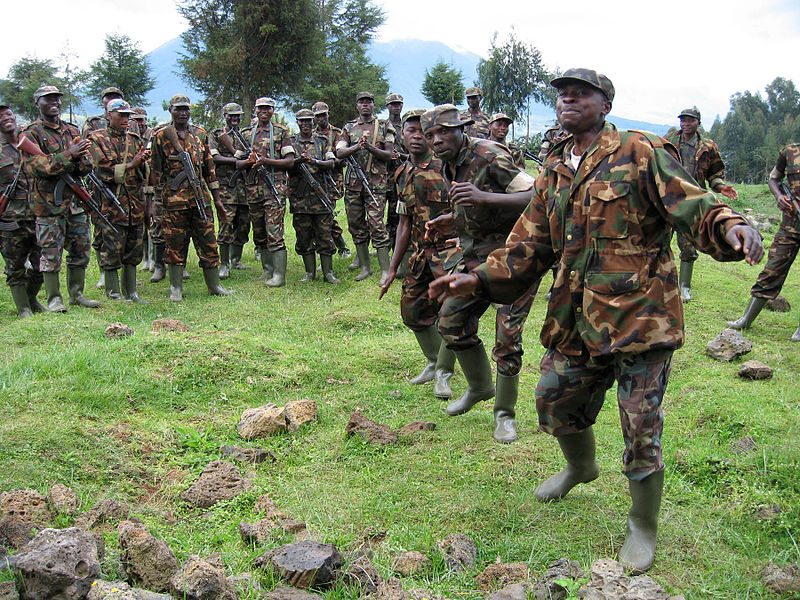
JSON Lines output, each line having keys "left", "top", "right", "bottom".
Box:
{"left": 315, "top": 113, "right": 329, "bottom": 129}
{"left": 298, "top": 119, "right": 313, "bottom": 136}
{"left": 356, "top": 98, "right": 374, "bottom": 117}
{"left": 387, "top": 102, "right": 403, "bottom": 119}
{"left": 0, "top": 108, "right": 16, "bottom": 134}
{"left": 402, "top": 120, "right": 426, "bottom": 156}
{"left": 226, "top": 114, "right": 241, "bottom": 128}
{"left": 489, "top": 119, "right": 509, "bottom": 142}
{"left": 170, "top": 106, "right": 191, "bottom": 125}
{"left": 37, "top": 94, "right": 62, "bottom": 119}
{"left": 132, "top": 117, "right": 146, "bottom": 131}
{"left": 467, "top": 95, "right": 480, "bottom": 110}
{"left": 555, "top": 83, "right": 610, "bottom": 135}
{"left": 424, "top": 124, "right": 463, "bottom": 162}
{"left": 679, "top": 116, "right": 699, "bottom": 137}
{"left": 109, "top": 111, "right": 130, "bottom": 130}
{"left": 256, "top": 106, "right": 274, "bottom": 123}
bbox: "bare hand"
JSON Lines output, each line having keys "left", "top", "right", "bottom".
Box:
{"left": 428, "top": 273, "right": 479, "bottom": 303}
{"left": 214, "top": 199, "right": 227, "bottom": 224}
{"left": 777, "top": 194, "right": 795, "bottom": 215}
{"left": 66, "top": 137, "right": 90, "bottom": 160}
{"left": 378, "top": 269, "right": 397, "bottom": 300}
{"left": 725, "top": 224, "right": 763, "bottom": 265}
{"left": 717, "top": 184, "right": 738, "bottom": 200}
{"left": 449, "top": 181, "right": 487, "bottom": 207}
{"left": 425, "top": 213, "right": 455, "bottom": 242}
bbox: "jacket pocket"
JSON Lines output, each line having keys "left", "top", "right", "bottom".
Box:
{"left": 588, "top": 180, "right": 630, "bottom": 238}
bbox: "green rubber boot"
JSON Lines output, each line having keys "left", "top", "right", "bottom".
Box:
{"left": 434, "top": 342, "right": 456, "bottom": 399}
{"left": 300, "top": 253, "right": 316, "bottom": 282}
{"left": 535, "top": 427, "right": 600, "bottom": 501}
{"left": 259, "top": 247, "right": 273, "bottom": 281}
{"left": 231, "top": 244, "right": 251, "bottom": 269}
{"left": 122, "top": 265, "right": 146, "bottom": 303}
{"left": 348, "top": 243, "right": 361, "bottom": 270}
{"left": 219, "top": 244, "right": 231, "bottom": 280}
{"left": 792, "top": 317, "right": 800, "bottom": 342}
{"left": 493, "top": 373, "right": 518, "bottom": 444}
{"left": 353, "top": 243, "right": 372, "bottom": 281}
{"left": 619, "top": 469, "right": 664, "bottom": 574}
{"left": 67, "top": 266, "right": 100, "bottom": 308}
{"left": 150, "top": 243, "right": 165, "bottom": 282}
{"left": 168, "top": 264, "right": 183, "bottom": 302}
{"left": 104, "top": 270, "right": 122, "bottom": 300}
{"left": 727, "top": 296, "right": 767, "bottom": 330}
{"left": 678, "top": 260, "right": 693, "bottom": 302}
{"left": 94, "top": 249, "right": 105, "bottom": 289}
{"left": 43, "top": 272, "right": 67, "bottom": 313}
{"left": 410, "top": 325, "right": 441, "bottom": 384}
{"left": 203, "top": 267, "right": 233, "bottom": 296}
{"left": 446, "top": 343, "right": 496, "bottom": 416}
{"left": 26, "top": 280, "right": 47, "bottom": 313}
{"left": 10, "top": 285, "right": 33, "bottom": 318}
{"left": 264, "top": 249, "right": 287, "bottom": 287}
{"left": 376, "top": 246, "right": 391, "bottom": 286}
{"left": 320, "top": 254, "right": 340, "bottom": 284}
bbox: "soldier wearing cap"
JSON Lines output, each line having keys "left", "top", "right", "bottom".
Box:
{"left": 488, "top": 113, "right": 525, "bottom": 169}
{"left": 665, "top": 107, "right": 738, "bottom": 302}
{"left": 422, "top": 103, "right": 536, "bottom": 446}
{"left": 130, "top": 107, "right": 157, "bottom": 273}
{"left": 335, "top": 91, "right": 396, "bottom": 285}
{"left": 86, "top": 99, "right": 149, "bottom": 302}
{"left": 429, "top": 68, "right": 763, "bottom": 574}
{"left": 210, "top": 102, "right": 251, "bottom": 279}
{"left": 287, "top": 108, "right": 339, "bottom": 283}
{"left": 150, "top": 94, "right": 231, "bottom": 301}
{"left": 0, "top": 102, "right": 45, "bottom": 317}
{"left": 239, "top": 96, "right": 295, "bottom": 287}
{"left": 460, "top": 87, "right": 491, "bottom": 139}
{"left": 378, "top": 109, "right": 456, "bottom": 397}
{"left": 20, "top": 85, "right": 97, "bottom": 312}
{"left": 384, "top": 93, "right": 406, "bottom": 250}
{"left": 537, "top": 123, "right": 568, "bottom": 163}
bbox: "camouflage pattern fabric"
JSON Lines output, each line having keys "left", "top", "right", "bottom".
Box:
{"left": 218, "top": 203, "right": 250, "bottom": 246}
{"left": 35, "top": 212, "right": 91, "bottom": 272}
{"left": 81, "top": 115, "right": 108, "bottom": 138}
{"left": 538, "top": 126, "right": 568, "bottom": 162}
{"left": 315, "top": 123, "right": 345, "bottom": 194}
{"left": 676, "top": 232, "right": 698, "bottom": 262}
{"left": 247, "top": 198, "right": 269, "bottom": 249}
{"left": 750, "top": 227, "right": 800, "bottom": 299}
{"left": 664, "top": 129, "right": 726, "bottom": 191}
{"left": 293, "top": 213, "right": 335, "bottom": 256}
{"left": 0, "top": 137, "right": 31, "bottom": 220}
{"left": 1, "top": 220, "right": 42, "bottom": 287}
{"left": 264, "top": 198, "right": 286, "bottom": 252}
{"left": 344, "top": 186, "right": 389, "bottom": 247}
{"left": 288, "top": 134, "right": 333, "bottom": 214}
{"left": 505, "top": 142, "right": 526, "bottom": 170}
{"left": 770, "top": 143, "right": 800, "bottom": 235}
{"left": 149, "top": 195, "right": 164, "bottom": 244}
{"left": 209, "top": 127, "right": 248, "bottom": 206}
{"left": 99, "top": 222, "right": 144, "bottom": 269}
{"left": 336, "top": 117, "right": 395, "bottom": 184}
{"left": 535, "top": 348, "right": 673, "bottom": 480}
{"left": 162, "top": 208, "right": 219, "bottom": 268}
{"left": 460, "top": 109, "right": 491, "bottom": 139}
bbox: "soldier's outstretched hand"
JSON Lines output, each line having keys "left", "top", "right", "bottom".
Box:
{"left": 378, "top": 269, "right": 396, "bottom": 300}
{"left": 428, "top": 273, "right": 479, "bottom": 303}
{"left": 717, "top": 184, "right": 738, "bottom": 200}
{"left": 725, "top": 224, "right": 764, "bottom": 265}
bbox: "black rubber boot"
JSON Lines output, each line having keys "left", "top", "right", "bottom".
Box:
{"left": 320, "top": 254, "right": 340, "bottom": 284}
{"left": 535, "top": 428, "right": 600, "bottom": 501}
{"left": 219, "top": 244, "right": 231, "bottom": 280}
{"left": 259, "top": 247, "right": 273, "bottom": 281}
{"left": 348, "top": 243, "right": 361, "bottom": 270}
{"left": 150, "top": 243, "right": 165, "bottom": 282}
{"left": 300, "top": 253, "right": 316, "bottom": 282}
{"left": 493, "top": 373, "right": 518, "bottom": 444}
{"left": 141, "top": 234, "right": 154, "bottom": 271}
{"left": 43, "top": 272, "right": 67, "bottom": 313}
{"left": 122, "top": 265, "right": 146, "bottom": 303}
{"left": 264, "top": 249, "right": 287, "bottom": 287}
{"left": 727, "top": 296, "right": 767, "bottom": 330}
{"left": 231, "top": 244, "right": 250, "bottom": 269}
{"left": 203, "top": 267, "right": 233, "bottom": 296}
{"left": 104, "top": 270, "right": 122, "bottom": 300}
{"left": 168, "top": 264, "right": 183, "bottom": 302}
{"left": 434, "top": 342, "right": 456, "bottom": 399}
{"left": 182, "top": 266, "right": 190, "bottom": 280}
{"left": 678, "top": 260, "right": 693, "bottom": 302}
{"left": 619, "top": 469, "right": 664, "bottom": 574}
{"left": 67, "top": 266, "right": 100, "bottom": 308}
{"left": 10, "top": 285, "right": 33, "bottom": 318}
{"left": 446, "top": 343, "right": 496, "bottom": 416}
{"left": 26, "top": 280, "right": 46, "bottom": 313}
{"left": 353, "top": 243, "right": 372, "bottom": 281}
{"left": 94, "top": 249, "right": 105, "bottom": 289}
{"left": 410, "top": 325, "right": 441, "bottom": 384}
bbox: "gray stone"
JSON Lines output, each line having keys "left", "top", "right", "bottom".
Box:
{"left": 104, "top": 323, "right": 134, "bottom": 338}
{"left": 396, "top": 422, "right": 436, "bottom": 438}
{"left": 577, "top": 558, "right": 671, "bottom": 600}
{"left": 738, "top": 360, "right": 773, "bottom": 380}
{"left": 391, "top": 551, "right": 430, "bottom": 576}
{"left": 220, "top": 446, "right": 276, "bottom": 464}
{"left": 345, "top": 412, "right": 398, "bottom": 445}
{"left": 0, "top": 490, "right": 52, "bottom": 533}
{"left": 179, "top": 461, "right": 253, "bottom": 508}
{"left": 705, "top": 329, "right": 752, "bottom": 362}
{"left": 0, "top": 518, "right": 36, "bottom": 550}
{"left": 74, "top": 499, "right": 128, "bottom": 531}
{"left": 151, "top": 319, "right": 189, "bottom": 332}
{"left": 374, "top": 578, "right": 408, "bottom": 600}
{"left": 487, "top": 583, "right": 530, "bottom": 600}
{"left": 341, "top": 555, "right": 382, "bottom": 594}
{"left": 763, "top": 563, "right": 800, "bottom": 594}
{"left": 436, "top": 533, "right": 477, "bottom": 572}
{"left": 0, "top": 581, "right": 18, "bottom": 600}
{"left": 239, "top": 518, "right": 277, "bottom": 544}
{"left": 12, "top": 527, "right": 101, "bottom": 600}
{"left": 284, "top": 400, "right": 318, "bottom": 433}
{"left": 168, "top": 555, "right": 237, "bottom": 600}
{"left": 87, "top": 580, "right": 139, "bottom": 600}
{"left": 767, "top": 295, "right": 791, "bottom": 312}
{"left": 532, "top": 558, "right": 586, "bottom": 600}
{"left": 48, "top": 485, "right": 80, "bottom": 517}
{"left": 253, "top": 540, "right": 342, "bottom": 589}
{"left": 754, "top": 504, "right": 781, "bottom": 521}
{"left": 729, "top": 436, "right": 758, "bottom": 454}
{"left": 238, "top": 404, "right": 287, "bottom": 439}
{"left": 264, "top": 587, "right": 323, "bottom": 600}
{"left": 476, "top": 561, "right": 529, "bottom": 591}
{"left": 132, "top": 590, "right": 171, "bottom": 600}
{"left": 226, "top": 573, "right": 262, "bottom": 596}
{"left": 117, "top": 520, "right": 177, "bottom": 592}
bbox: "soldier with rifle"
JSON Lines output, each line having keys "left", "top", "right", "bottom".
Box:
{"left": 131, "top": 107, "right": 157, "bottom": 273}
{"left": 385, "top": 93, "right": 405, "bottom": 249}
{"left": 150, "top": 94, "right": 231, "bottom": 301}
{"left": 487, "top": 113, "right": 526, "bottom": 169}
{"left": 460, "top": 87, "right": 491, "bottom": 139}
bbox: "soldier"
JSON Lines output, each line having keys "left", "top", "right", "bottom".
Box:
{"left": 86, "top": 99, "right": 149, "bottom": 302}
{"left": 429, "top": 68, "right": 763, "bottom": 573}
{"left": 665, "top": 107, "right": 738, "bottom": 301}
{"left": 460, "top": 87, "right": 491, "bottom": 139}
{"left": 312, "top": 101, "right": 350, "bottom": 259}
{"left": 240, "top": 97, "right": 295, "bottom": 287}
{"left": 130, "top": 107, "right": 156, "bottom": 272}
{"left": 209, "top": 103, "right": 251, "bottom": 279}
{"left": 20, "top": 85, "right": 97, "bottom": 311}
{"left": 421, "top": 104, "right": 536, "bottom": 444}
{"left": 385, "top": 93, "right": 405, "bottom": 248}
{"left": 488, "top": 113, "right": 526, "bottom": 169}
{"left": 379, "top": 109, "right": 457, "bottom": 398}
{"left": 287, "top": 108, "right": 339, "bottom": 284}
{"left": 0, "top": 103, "right": 45, "bottom": 317}
{"left": 537, "top": 124, "right": 568, "bottom": 162}
{"left": 728, "top": 143, "right": 800, "bottom": 340}
{"left": 150, "top": 94, "right": 231, "bottom": 301}
{"left": 335, "top": 91, "right": 395, "bottom": 284}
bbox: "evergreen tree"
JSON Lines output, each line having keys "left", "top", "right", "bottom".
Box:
{"left": 420, "top": 61, "right": 464, "bottom": 106}
{"left": 85, "top": 34, "right": 155, "bottom": 107}
{"left": 0, "top": 57, "right": 79, "bottom": 122}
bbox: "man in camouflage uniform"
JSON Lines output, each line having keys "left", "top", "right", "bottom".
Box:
{"left": 460, "top": 87, "right": 491, "bottom": 139}
{"left": 335, "top": 91, "right": 396, "bottom": 284}
{"left": 130, "top": 107, "right": 157, "bottom": 272}
{"left": 87, "top": 99, "right": 149, "bottom": 302}
{"left": 728, "top": 143, "right": 800, "bottom": 340}
{"left": 422, "top": 104, "right": 536, "bottom": 445}
{"left": 385, "top": 93, "right": 406, "bottom": 249}
{"left": 210, "top": 103, "right": 251, "bottom": 279}
{"left": 537, "top": 124, "right": 568, "bottom": 163}
{"left": 665, "top": 107, "right": 738, "bottom": 301}
{"left": 429, "top": 69, "right": 763, "bottom": 574}
{"left": 379, "top": 109, "right": 457, "bottom": 398}
{"left": 488, "top": 113, "right": 525, "bottom": 169}
{"left": 150, "top": 94, "right": 231, "bottom": 301}
{"left": 0, "top": 103, "right": 45, "bottom": 317}
{"left": 240, "top": 96, "right": 295, "bottom": 287}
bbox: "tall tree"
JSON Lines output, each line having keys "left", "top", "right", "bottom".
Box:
{"left": 0, "top": 57, "right": 80, "bottom": 122}
{"left": 85, "top": 34, "right": 155, "bottom": 107}
{"left": 420, "top": 61, "right": 464, "bottom": 106}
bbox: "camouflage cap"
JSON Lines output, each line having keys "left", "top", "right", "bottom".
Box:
{"left": 356, "top": 91, "right": 374, "bottom": 102}
{"left": 550, "top": 68, "right": 615, "bottom": 101}
{"left": 33, "top": 85, "right": 63, "bottom": 102}
{"left": 295, "top": 108, "right": 314, "bottom": 120}
{"left": 254, "top": 97, "right": 276, "bottom": 108}
{"left": 678, "top": 107, "right": 701, "bottom": 121}
{"left": 490, "top": 112, "right": 513, "bottom": 124}
{"left": 100, "top": 87, "right": 124, "bottom": 100}
{"left": 222, "top": 102, "right": 244, "bottom": 116}
{"left": 106, "top": 99, "right": 134, "bottom": 114}
{"left": 312, "top": 101, "right": 329, "bottom": 115}
{"left": 421, "top": 104, "right": 473, "bottom": 132}
{"left": 465, "top": 87, "right": 482, "bottom": 97}
{"left": 132, "top": 107, "right": 147, "bottom": 116}
{"left": 401, "top": 109, "right": 426, "bottom": 127}
{"left": 385, "top": 93, "right": 404, "bottom": 104}
{"left": 169, "top": 94, "right": 191, "bottom": 108}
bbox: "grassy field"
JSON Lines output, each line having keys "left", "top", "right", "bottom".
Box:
{"left": 0, "top": 183, "right": 798, "bottom": 599}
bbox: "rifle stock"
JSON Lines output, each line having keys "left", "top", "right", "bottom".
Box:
{"left": 779, "top": 183, "right": 800, "bottom": 228}
{"left": 230, "top": 128, "right": 283, "bottom": 206}
{"left": 346, "top": 155, "right": 379, "bottom": 207}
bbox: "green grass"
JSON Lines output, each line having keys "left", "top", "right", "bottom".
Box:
{"left": 1, "top": 186, "right": 798, "bottom": 599}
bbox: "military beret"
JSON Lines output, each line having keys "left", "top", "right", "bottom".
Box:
{"left": 169, "top": 94, "right": 191, "bottom": 108}
{"left": 295, "top": 108, "right": 314, "bottom": 120}
{"left": 678, "top": 107, "right": 701, "bottom": 121}
{"left": 131, "top": 107, "right": 147, "bottom": 116}
{"left": 356, "top": 91, "right": 374, "bottom": 102}
{"left": 254, "top": 97, "right": 276, "bottom": 108}
{"left": 101, "top": 87, "right": 124, "bottom": 100}
{"left": 401, "top": 109, "right": 425, "bottom": 126}
{"left": 222, "top": 102, "right": 244, "bottom": 116}
{"left": 106, "top": 99, "right": 134, "bottom": 114}
{"left": 312, "top": 101, "right": 329, "bottom": 115}
{"left": 550, "top": 68, "right": 615, "bottom": 102}
{"left": 33, "top": 85, "right": 63, "bottom": 102}
{"left": 421, "top": 104, "right": 473, "bottom": 133}
{"left": 385, "top": 93, "right": 404, "bottom": 104}
{"left": 465, "top": 87, "right": 482, "bottom": 97}
{"left": 490, "top": 112, "right": 513, "bottom": 124}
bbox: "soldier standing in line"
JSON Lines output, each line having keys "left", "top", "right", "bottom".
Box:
{"left": 728, "top": 143, "right": 800, "bottom": 340}
{"left": 287, "top": 108, "right": 339, "bottom": 284}
{"left": 86, "top": 99, "right": 149, "bottom": 302}
{"left": 422, "top": 104, "right": 537, "bottom": 444}
{"left": 21, "top": 85, "right": 98, "bottom": 311}
{"left": 335, "top": 91, "right": 396, "bottom": 285}
{"left": 130, "top": 107, "right": 156, "bottom": 272}
{"left": 488, "top": 113, "right": 526, "bottom": 169}
{"left": 379, "top": 109, "right": 457, "bottom": 398}
{"left": 0, "top": 103, "right": 45, "bottom": 317}
{"left": 385, "top": 93, "right": 405, "bottom": 249}
{"left": 665, "top": 107, "right": 738, "bottom": 301}
{"left": 150, "top": 94, "right": 231, "bottom": 301}
{"left": 429, "top": 69, "right": 763, "bottom": 573}
{"left": 460, "top": 87, "right": 491, "bottom": 139}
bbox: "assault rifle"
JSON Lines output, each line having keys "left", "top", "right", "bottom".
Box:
{"left": 228, "top": 128, "right": 283, "bottom": 207}
{"left": 323, "top": 172, "right": 342, "bottom": 198}
{"left": 0, "top": 164, "right": 22, "bottom": 217}
{"left": 86, "top": 171, "right": 127, "bottom": 218}
{"left": 779, "top": 182, "right": 800, "bottom": 228}
{"left": 524, "top": 150, "right": 544, "bottom": 167}
{"left": 346, "top": 155, "right": 378, "bottom": 207}
{"left": 162, "top": 126, "right": 208, "bottom": 223}
{"left": 298, "top": 162, "right": 336, "bottom": 215}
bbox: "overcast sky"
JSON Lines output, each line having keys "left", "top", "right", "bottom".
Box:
{"left": 3, "top": 0, "right": 799, "bottom": 126}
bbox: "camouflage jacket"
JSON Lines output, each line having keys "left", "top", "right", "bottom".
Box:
{"left": 770, "top": 143, "right": 800, "bottom": 234}
{"left": 287, "top": 133, "right": 335, "bottom": 214}
{"left": 315, "top": 124, "right": 344, "bottom": 192}
{"left": 209, "top": 127, "right": 248, "bottom": 204}
{"left": 441, "top": 135, "right": 535, "bottom": 269}
{"left": 82, "top": 115, "right": 107, "bottom": 138}
{"left": 21, "top": 118, "right": 92, "bottom": 217}
{"left": 0, "top": 135, "right": 32, "bottom": 221}
{"left": 241, "top": 121, "right": 293, "bottom": 191}
{"left": 150, "top": 123, "right": 218, "bottom": 211}
{"left": 504, "top": 142, "right": 526, "bottom": 170}
{"left": 473, "top": 122, "right": 750, "bottom": 357}
{"left": 664, "top": 130, "right": 726, "bottom": 190}
{"left": 538, "top": 126, "right": 568, "bottom": 162}
{"left": 460, "top": 109, "right": 491, "bottom": 139}
{"left": 336, "top": 117, "right": 395, "bottom": 187}
{"left": 87, "top": 125, "right": 146, "bottom": 225}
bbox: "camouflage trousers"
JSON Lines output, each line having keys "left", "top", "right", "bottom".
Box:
{"left": 401, "top": 252, "right": 449, "bottom": 331}
{"left": 751, "top": 226, "right": 800, "bottom": 299}
{"left": 99, "top": 221, "right": 144, "bottom": 269}
{"left": 35, "top": 212, "right": 91, "bottom": 272}
{"left": 1, "top": 220, "right": 42, "bottom": 287}
{"left": 218, "top": 203, "right": 251, "bottom": 246}
{"left": 264, "top": 196, "right": 286, "bottom": 252}
{"left": 162, "top": 207, "right": 219, "bottom": 268}
{"left": 147, "top": 195, "right": 164, "bottom": 245}
{"left": 293, "top": 212, "right": 335, "bottom": 256}
{"left": 344, "top": 186, "right": 390, "bottom": 248}
{"left": 248, "top": 199, "right": 268, "bottom": 249}
{"left": 676, "top": 232, "right": 698, "bottom": 262}
{"left": 536, "top": 348, "right": 673, "bottom": 481}
{"left": 91, "top": 212, "right": 103, "bottom": 253}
